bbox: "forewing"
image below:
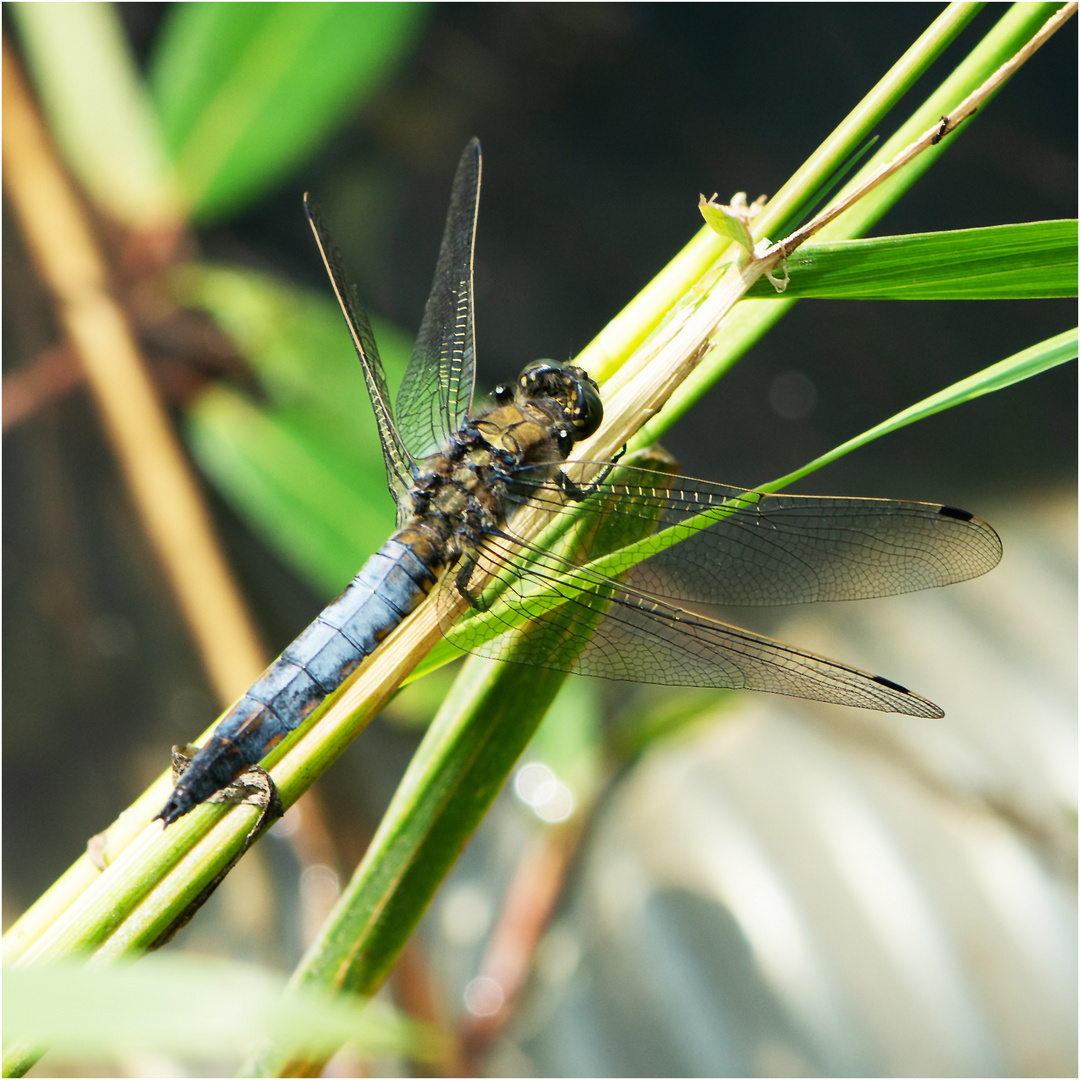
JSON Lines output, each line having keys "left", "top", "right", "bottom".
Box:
{"left": 395, "top": 139, "right": 482, "bottom": 460}
{"left": 507, "top": 464, "right": 1003, "bottom": 606}
{"left": 305, "top": 195, "right": 414, "bottom": 501}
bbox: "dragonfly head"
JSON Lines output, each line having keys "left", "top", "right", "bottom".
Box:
{"left": 501, "top": 360, "right": 603, "bottom": 444}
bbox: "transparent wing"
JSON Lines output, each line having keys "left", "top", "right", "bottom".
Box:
{"left": 505, "top": 464, "right": 1003, "bottom": 606}
{"left": 305, "top": 195, "right": 414, "bottom": 502}
{"left": 453, "top": 544, "right": 947, "bottom": 716}
{"left": 438, "top": 464, "right": 1002, "bottom": 716}
{"left": 395, "top": 139, "right": 482, "bottom": 461}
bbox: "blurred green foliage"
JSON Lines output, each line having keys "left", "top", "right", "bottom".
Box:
{"left": 149, "top": 3, "right": 428, "bottom": 221}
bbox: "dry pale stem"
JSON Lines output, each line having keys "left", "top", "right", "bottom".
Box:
{"left": 2, "top": 41, "right": 266, "bottom": 705}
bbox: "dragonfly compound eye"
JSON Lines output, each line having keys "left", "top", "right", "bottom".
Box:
{"left": 518, "top": 361, "right": 603, "bottom": 441}
{"left": 518, "top": 360, "right": 563, "bottom": 395}
{"left": 565, "top": 366, "right": 603, "bottom": 439}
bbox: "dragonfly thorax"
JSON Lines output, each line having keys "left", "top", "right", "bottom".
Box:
{"left": 397, "top": 364, "right": 602, "bottom": 570}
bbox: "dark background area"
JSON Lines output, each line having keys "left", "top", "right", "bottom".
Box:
{"left": 4, "top": 4, "right": 1076, "bottom": 915}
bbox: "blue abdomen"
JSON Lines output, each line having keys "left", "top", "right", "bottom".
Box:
{"left": 156, "top": 538, "right": 439, "bottom": 824}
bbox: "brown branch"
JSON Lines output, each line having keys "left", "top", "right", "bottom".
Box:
{"left": 1, "top": 39, "right": 266, "bottom": 706}
{"left": 2, "top": 343, "right": 84, "bottom": 430}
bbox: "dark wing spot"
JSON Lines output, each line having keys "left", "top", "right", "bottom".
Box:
{"left": 872, "top": 674, "right": 910, "bottom": 693}
{"left": 938, "top": 505, "right": 974, "bottom": 521}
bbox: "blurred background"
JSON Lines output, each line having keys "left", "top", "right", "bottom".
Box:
{"left": 3, "top": 4, "right": 1076, "bottom": 1076}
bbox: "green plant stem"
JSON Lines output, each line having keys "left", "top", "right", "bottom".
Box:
{"left": 636, "top": 1, "right": 1070, "bottom": 446}
{"left": 580, "top": 1, "right": 984, "bottom": 383}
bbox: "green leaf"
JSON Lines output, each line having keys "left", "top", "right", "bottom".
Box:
{"left": 699, "top": 194, "right": 757, "bottom": 252}
{"left": 745, "top": 221, "right": 1078, "bottom": 300}
{"left": 149, "top": 3, "right": 429, "bottom": 220}
{"left": 3, "top": 956, "right": 440, "bottom": 1065}
{"left": 188, "top": 389, "right": 395, "bottom": 594}
{"left": 245, "top": 329, "right": 1079, "bottom": 1076}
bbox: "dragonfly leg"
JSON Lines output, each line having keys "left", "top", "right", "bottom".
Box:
{"left": 560, "top": 443, "right": 627, "bottom": 502}
{"left": 454, "top": 553, "right": 491, "bottom": 611}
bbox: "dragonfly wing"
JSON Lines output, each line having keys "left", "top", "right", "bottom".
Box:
{"left": 438, "top": 460, "right": 1001, "bottom": 715}
{"left": 510, "top": 464, "right": 1003, "bottom": 606}
{"left": 305, "top": 195, "right": 414, "bottom": 501}
{"left": 395, "top": 139, "right": 481, "bottom": 461}
{"left": 449, "top": 543, "right": 945, "bottom": 717}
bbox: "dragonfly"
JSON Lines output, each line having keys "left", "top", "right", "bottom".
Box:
{"left": 157, "top": 139, "right": 1002, "bottom": 826}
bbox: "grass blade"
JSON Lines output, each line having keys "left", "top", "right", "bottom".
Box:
{"left": 744, "top": 221, "right": 1078, "bottom": 300}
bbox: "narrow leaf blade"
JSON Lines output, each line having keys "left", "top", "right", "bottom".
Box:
{"left": 745, "top": 221, "right": 1078, "bottom": 300}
